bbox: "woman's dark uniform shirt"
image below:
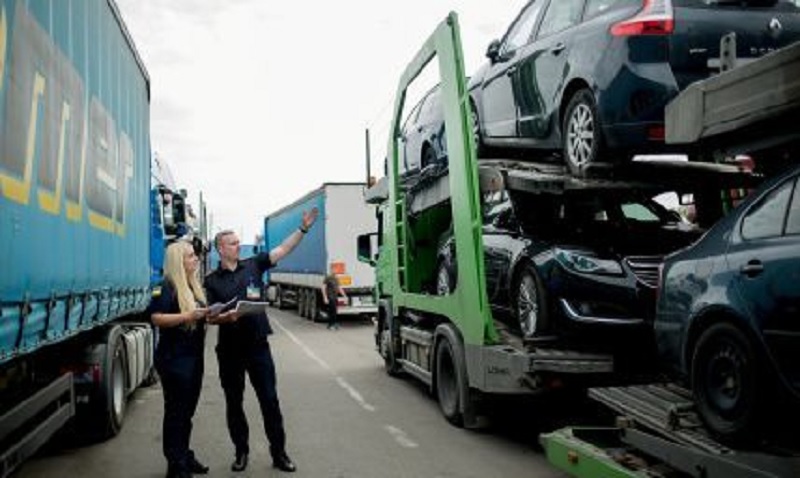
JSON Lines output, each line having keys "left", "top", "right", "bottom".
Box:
{"left": 149, "top": 280, "right": 206, "bottom": 358}
{"left": 204, "top": 252, "right": 274, "bottom": 349}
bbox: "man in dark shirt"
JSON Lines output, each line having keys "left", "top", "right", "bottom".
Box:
{"left": 204, "top": 207, "right": 318, "bottom": 473}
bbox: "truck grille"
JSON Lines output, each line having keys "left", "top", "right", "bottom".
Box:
{"left": 625, "top": 256, "right": 662, "bottom": 288}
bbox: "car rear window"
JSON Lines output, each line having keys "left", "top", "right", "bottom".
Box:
{"left": 584, "top": 0, "right": 640, "bottom": 21}
{"left": 674, "top": 0, "right": 800, "bottom": 11}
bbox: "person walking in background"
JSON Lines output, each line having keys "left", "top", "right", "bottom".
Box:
{"left": 321, "top": 273, "right": 347, "bottom": 330}
{"left": 149, "top": 241, "right": 210, "bottom": 478}
{"left": 204, "top": 208, "right": 318, "bottom": 473}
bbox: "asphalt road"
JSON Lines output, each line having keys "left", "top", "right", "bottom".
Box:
{"left": 17, "top": 308, "right": 573, "bottom": 478}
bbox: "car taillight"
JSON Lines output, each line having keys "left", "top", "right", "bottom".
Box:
{"left": 647, "top": 125, "right": 665, "bottom": 141}
{"left": 611, "top": 0, "right": 674, "bottom": 37}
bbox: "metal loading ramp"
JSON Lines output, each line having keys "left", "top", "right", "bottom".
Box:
{"left": 580, "top": 384, "right": 800, "bottom": 478}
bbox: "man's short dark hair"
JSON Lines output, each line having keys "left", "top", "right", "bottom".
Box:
{"left": 214, "top": 230, "right": 235, "bottom": 250}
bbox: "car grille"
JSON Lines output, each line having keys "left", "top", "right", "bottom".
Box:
{"left": 625, "top": 256, "right": 662, "bottom": 288}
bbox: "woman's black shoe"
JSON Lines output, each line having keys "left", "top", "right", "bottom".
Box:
{"left": 231, "top": 452, "right": 248, "bottom": 472}
{"left": 272, "top": 453, "right": 296, "bottom": 473}
{"left": 188, "top": 456, "right": 209, "bottom": 474}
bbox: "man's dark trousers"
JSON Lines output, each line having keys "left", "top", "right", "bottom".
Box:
{"left": 217, "top": 341, "right": 286, "bottom": 459}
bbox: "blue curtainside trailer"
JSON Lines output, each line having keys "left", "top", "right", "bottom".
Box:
{"left": 0, "top": 2, "right": 194, "bottom": 476}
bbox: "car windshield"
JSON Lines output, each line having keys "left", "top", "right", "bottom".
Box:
{"left": 510, "top": 189, "right": 679, "bottom": 241}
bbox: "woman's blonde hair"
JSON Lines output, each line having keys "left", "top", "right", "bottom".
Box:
{"left": 163, "top": 241, "right": 207, "bottom": 313}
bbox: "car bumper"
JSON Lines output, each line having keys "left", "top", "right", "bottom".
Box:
{"left": 559, "top": 298, "right": 645, "bottom": 326}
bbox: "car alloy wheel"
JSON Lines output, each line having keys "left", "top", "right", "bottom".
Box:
{"left": 436, "top": 263, "right": 452, "bottom": 296}
{"left": 517, "top": 274, "right": 540, "bottom": 338}
{"left": 563, "top": 89, "right": 602, "bottom": 176}
{"left": 470, "top": 104, "right": 482, "bottom": 155}
{"left": 567, "top": 104, "right": 594, "bottom": 168}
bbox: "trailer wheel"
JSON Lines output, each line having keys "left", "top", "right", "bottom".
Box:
{"left": 435, "top": 336, "right": 462, "bottom": 426}
{"left": 379, "top": 307, "right": 402, "bottom": 376}
{"left": 275, "top": 286, "right": 285, "bottom": 310}
{"left": 298, "top": 289, "right": 307, "bottom": 318}
{"left": 691, "top": 322, "right": 761, "bottom": 444}
{"left": 309, "top": 292, "right": 320, "bottom": 322}
{"left": 91, "top": 326, "right": 128, "bottom": 438}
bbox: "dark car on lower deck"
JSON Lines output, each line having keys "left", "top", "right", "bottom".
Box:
{"left": 436, "top": 170, "right": 703, "bottom": 355}
{"left": 655, "top": 162, "right": 800, "bottom": 443}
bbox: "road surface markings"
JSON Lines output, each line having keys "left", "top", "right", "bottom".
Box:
{"left": 274, "top": 317, "right": 376, "bottom": 412}
{"left": 274, "top": 318, "right": 331, "bottom": 370}
{"left": 384, "top": 425, "right": 419, "bottom": 448}
{"left": 335, "top": 376, "right": 376, "bottom": 412}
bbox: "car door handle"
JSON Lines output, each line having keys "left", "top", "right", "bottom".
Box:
{"left": 740, "top": 260, "right": 764, "bottom": 277}
{"left": 550, "top": 43, "right": 566, "bottom": 55}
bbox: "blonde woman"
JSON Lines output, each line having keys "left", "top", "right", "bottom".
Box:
{"left": 150, "top": 241, "right": 209, "bottom": 478}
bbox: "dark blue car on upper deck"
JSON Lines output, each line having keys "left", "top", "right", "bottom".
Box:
{"left": 468, "top": 0, "right": 800, "bottom": 175}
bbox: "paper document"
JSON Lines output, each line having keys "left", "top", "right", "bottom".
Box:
{"left": 233, "top": 301, "right": 269, "bottom": 316}
{"left": 208, "top": 298, "right": 237, "bottom": 316}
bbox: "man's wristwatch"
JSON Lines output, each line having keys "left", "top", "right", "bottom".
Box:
{"left": 299, "top": 225, "right": 309, "bottom": 234}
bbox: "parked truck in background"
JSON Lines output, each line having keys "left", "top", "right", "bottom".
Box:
{"left": 265, "top": 183, "right": 377, "bottom": 321}
{"left": 0, "top": 2, "right": 197, "bottom": 476}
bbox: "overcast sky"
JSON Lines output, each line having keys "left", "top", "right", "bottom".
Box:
{"left": 115, "top": 0, "right": 527, "bottom": 242}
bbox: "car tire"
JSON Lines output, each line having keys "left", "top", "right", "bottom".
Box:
{"left": 435, "top": 259, "right": 456, "bottom": 296}
{"left": 691, "top": 322, "right": 761, "bottom": 444}
{"left": 421, "top": 144, "right": 437, "bottom": 170}
{"left": 562, "top": 89, "right": 604, "bottom": 177}
{"left": 514, "top": 265, "right": 549, "bottom": 339}
{"left": 469, "top": 100, "right": 485, "bottom": 158}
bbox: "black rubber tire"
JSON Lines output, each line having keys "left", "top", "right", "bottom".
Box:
{"left": 514, "top": 265, "right": 549, "bottom": 338}
{"left": 435, "top": 337, "right": 463, "bottom": 426}
{"left": 310, "top": 291, "right": 319, "bottom": 322}
{"left": 275, "top": 286, "right": 285, "bottom": 310}
{"left": 562, "top": 89, "right": 604, "bottom": 177}
{"left": 90, "top": 326, "right": 127, "bottom": 439}
{"left": 691, "top": 322, "right": 761, "bottom": 444}
{"left": 435, "top": 259, "right": 456, "bottom": 296}
{"left": 302, "top": 289, "right": 310, "bottom": 319}
{"left": 297, "top": 289, "right": 304, "bottom": 317}
{"left": 421, "top": 144, "right": 437, "bottom": 170}
{"left": 469, "top": 100, "right": 485, "bottom": 158}
{"left": 379, "top": 306, "right": 402, "bottom": 377}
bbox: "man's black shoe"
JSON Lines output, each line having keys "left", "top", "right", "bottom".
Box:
{"left": 231, "top": 452, "right": 248, "bottom": 472}
{"left": 188, "top": 456, "right": 209, "bottom": 475}
{"left": 272, "top": 453, "right": 296, "bottom": 473}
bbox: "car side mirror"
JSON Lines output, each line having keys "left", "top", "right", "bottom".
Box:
{"left": 486, "top": 39, "right": 501, "bottom": 63}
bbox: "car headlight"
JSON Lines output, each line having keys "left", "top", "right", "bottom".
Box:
{"left": 555, "top": 249, "right": 623, "bottom": 276}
